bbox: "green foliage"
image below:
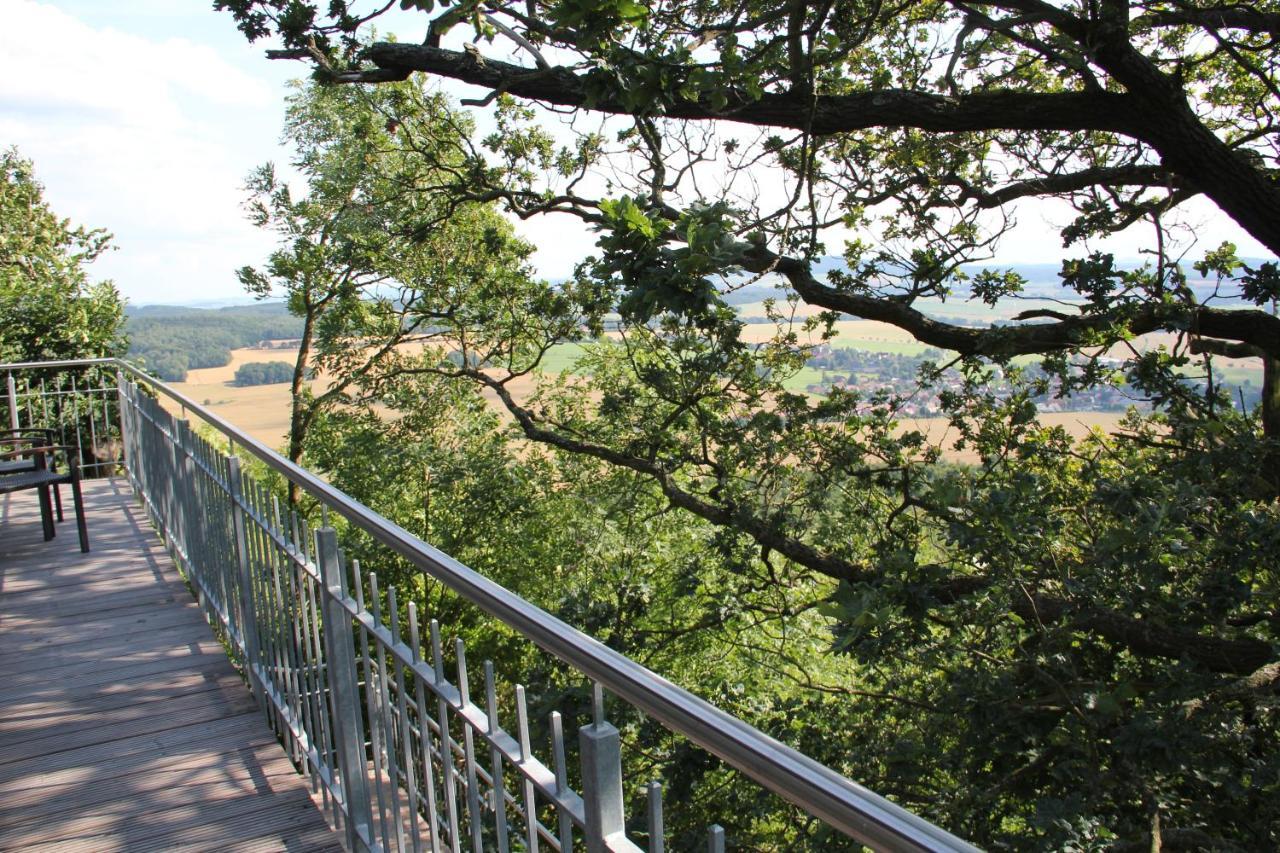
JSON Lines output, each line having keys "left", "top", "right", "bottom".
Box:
{"left": 232, "top": 360, "right": 294, "bottom": 386}
{"left": 215, "top": 3, "right": 1280, "bottom": 848}
{"left": 241, "top": 73, "right": 538, "bottom": 470}
{"left": 0, "top": 148, "right": 125, "bottom": 363}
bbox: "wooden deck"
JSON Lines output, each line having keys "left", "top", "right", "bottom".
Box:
{"left": 0, "top": 478, "right": 342, "bottom": 852}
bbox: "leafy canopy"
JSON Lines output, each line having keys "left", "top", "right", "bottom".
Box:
{"left": 216, "top": 2, "right": 1280, "bottom": 848}
{"left": 0, "top": 148, "right": 124, "bottom": 363}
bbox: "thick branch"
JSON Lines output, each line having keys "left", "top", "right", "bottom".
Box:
{"left": 963, "top": 165, "right": 1189, "bottom": 208}
{"left": 1136, "top": 7, "right": 1280, "bottom": 35}
{"left": 347, "top": 43, "right": 1138, "bottom": 136}
{"left": 739, "top": 244, "right": 1280, "bottom": 359}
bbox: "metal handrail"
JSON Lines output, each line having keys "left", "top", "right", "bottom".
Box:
{"left": 2, "top": 356, "right": 977, "bottom": 852}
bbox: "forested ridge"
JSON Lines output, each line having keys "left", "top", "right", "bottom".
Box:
{"left": 125, "top": 302, "right": 303, "bottom": 381}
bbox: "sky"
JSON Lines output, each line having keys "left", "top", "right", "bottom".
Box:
{"left": 0, "top": 1, "right": 1271, "bottom": 307}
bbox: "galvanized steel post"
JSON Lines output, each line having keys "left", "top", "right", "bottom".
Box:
{"left": 579, "top": 689, "right": 627, "bottom": 853}
{"left": 316, "top": 527, "right": 375, "bottom": 852}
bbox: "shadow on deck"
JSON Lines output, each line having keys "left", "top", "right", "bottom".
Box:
{"left": 0, "top": 478, "right": 341, "bottom": 852}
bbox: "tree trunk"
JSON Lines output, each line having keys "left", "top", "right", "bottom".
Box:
{"left": 1262, "top": 352, "right": 1280, "bottom": 493}
{"left": 287, "top": 306, "right": 315, "bottom": 508}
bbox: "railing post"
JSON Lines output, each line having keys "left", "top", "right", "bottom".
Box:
{"left": 227, "top": 456, "right": 264, "bottom": 709}
{"left": 6, "top": 371, "right": 18, "bottom": 430}
{"left": 115, "top": 369, "right": 130, "bottom": 480}
{"left": 316, "top": 527, "right": 374, "bottom": 852}
{"left": 580, "top": 687, "right": 627, "bottom": 853}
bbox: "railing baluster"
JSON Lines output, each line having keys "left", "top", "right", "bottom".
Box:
{"left": 551, "top": 712, "right": 574, "bottom": 853}
{"left": 305, "top": 550, "right": 337, "bottom": 814}
{"left": 358, "top": 568, "right": 394, "bottom": 850}
{"left": 388, "top": 588, "right": 423, "bottom": 851}
{"left": 371, "top": 574, "right": 407, "bottom": 851}
{"left": 647, "top": 782, "right": 664, "bottom": 853}
{"left": 296, "top": 522, "right": 329, "bottom": 798}
{"left": 515, "top": 685, "right": 539, "bottom": 853}
{"left": 484, "top": 660, "right": 510, "bottom": 853}
{"left": 432, "top": 620, "right": 463, "bottom": 853}
{"left": 408, "top": 603, "right": 443, "bottom": 852}
{"left": 455, "top": 639, "right": 484, "bottom": 852}
{"left": 5, "top": 371, "right": 17, "bottom": 429}
{"left": 227, "top": 456, "right": 264, "bottom": 708}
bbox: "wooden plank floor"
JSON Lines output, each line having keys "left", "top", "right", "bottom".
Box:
{"left": 0, "top": 478, "right": 343, "bottom": 852}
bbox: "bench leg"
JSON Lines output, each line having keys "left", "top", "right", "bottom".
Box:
{"left": 37, "top": 484, "right": 55, "bottom": 541}
{"left": 70, "top": 477, "right": 89, "bottom": 553}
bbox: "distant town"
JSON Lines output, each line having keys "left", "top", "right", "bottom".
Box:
{"left": 802, "top": 345, "right": 1259, "bottom": 417}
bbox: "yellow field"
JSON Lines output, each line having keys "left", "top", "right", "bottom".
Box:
{"left": 158, "top": 343, "right": 1147, "bottom": 464}
{"left": 738, "top": 319, "right": 922, "bottom": 346}
{"left": 899, "top": 411, "right": 1130, "bottom": 464}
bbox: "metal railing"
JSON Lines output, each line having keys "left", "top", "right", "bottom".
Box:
{"left": 3, "top": 361, "right": 121, "bottom": 476}
{"left": 1, "top": 358, "right": 978, "bottom": 853}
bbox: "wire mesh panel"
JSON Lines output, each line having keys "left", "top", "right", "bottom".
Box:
{"left": 14, "top": 362, "right": 977, "bottom": 853}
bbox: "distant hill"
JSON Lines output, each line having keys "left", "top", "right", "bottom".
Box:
{"left": 126, "top": 302, "right": 303, "bottom": 382}
{"left": 126, "top": 300, "right": 291, "bottom": 317}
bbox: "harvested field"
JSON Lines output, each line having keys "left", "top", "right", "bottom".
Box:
{"left": 899, "top": 411, "right": 1131, "bottom": 465}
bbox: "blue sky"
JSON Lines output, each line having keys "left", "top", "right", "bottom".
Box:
{"left": 1, "top": 1, "right": 1270, "bottom": 306}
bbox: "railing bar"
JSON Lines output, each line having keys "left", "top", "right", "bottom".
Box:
{"left": 273, "top": 500, "right": 304, "bottom": 766}
{"left": 408, "top": 604, "right": 444, "bottom": 853}
{"left": 38, "top": 377, "right": 49, "bottom": 444}
{"left": 306, "top": 550, "right": 339, "bottom": 814}
{"left": 356, "top": 567, "right": 394, "bottom": 851}
{"left": 87, "top": 371, "right": 102, "bottom": 473}
{"left": 370, "top": 574, "right": 408, "bottom": 851}
{"left": 293, "top": 515, "right": 325, "bottom": 791}
{"left": 455, "top": 639, "right": 484, "bottom": 852}
{"left": 70, "top": 373, "right": 84, "bottom": 472}
{"left": 388, "top": 587, "right": 424, "bottom": 851}
{"left": 516, "top": 685, "right": 539, "bottom": 853}
{"left": 246, "top": 481, "right": 284, "bottom": 741}
{"left": 239, "top": 470, "right": 272, "bottom": 722}
{"left": 484, "top": 661, "right": 510, "bottom": 853}
{"left": 551, "top": 712, "right": 574, "bottom": 853}
{"left": 297, "top": 512, "right": 325, "bottom": 796}
{"left": 431, "top": 621, "right": 463, "bottom": 853}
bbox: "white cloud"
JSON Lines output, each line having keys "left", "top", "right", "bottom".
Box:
{"left": 0, "top": 1, "right": 290, "bottom": 304}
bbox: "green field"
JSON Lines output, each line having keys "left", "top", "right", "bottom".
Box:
{"left": 537, "top": 342, "right": 591, "bottom": 373}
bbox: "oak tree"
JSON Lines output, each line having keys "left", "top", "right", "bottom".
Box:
{"left": 219, "top": 2, "right": 1280, "bottom": 847}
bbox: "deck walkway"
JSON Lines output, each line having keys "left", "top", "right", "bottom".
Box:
{"left": 0, "top": 478, "right": 341, "bottom": 852}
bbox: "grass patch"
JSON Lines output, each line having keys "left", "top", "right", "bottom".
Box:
{"left": 538, "top": 342, "right": 591, "bottom": 373}
{"left": 780, "top": 366, "right": 827, "bottom": 393}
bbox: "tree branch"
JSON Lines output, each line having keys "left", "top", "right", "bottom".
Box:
{"left": 1135, "top": 7, "right": 1280, "bottom": 35}
{"left": 348, "top": 42, "right": 1139, "bottom": 136}
{"left": 405, "top": 363, "right": 1274, "bottom": 675}
{"left": 737, "top": 243, "right": 1280, "bottom": 359}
